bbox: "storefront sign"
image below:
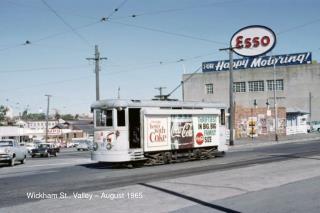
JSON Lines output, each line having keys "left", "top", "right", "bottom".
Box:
{"left": 231, "top": 25, "right": 276, "bottom": 57}
{"left": 202, "top": 52, "right": 312, "bottom": 72}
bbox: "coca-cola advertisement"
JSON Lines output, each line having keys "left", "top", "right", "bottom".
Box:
{"left": 170, "top": 115, "right": 194, "bottom": 149}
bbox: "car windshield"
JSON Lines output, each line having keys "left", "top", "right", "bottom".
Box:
{"left": 80, "top": 141, "right": 88, "bottom": 145}
{"left": 0, "top": 141, "right": 13, "bottom": 147}
{"left": 39, "top": 144, "right": 50, "bottom": 148}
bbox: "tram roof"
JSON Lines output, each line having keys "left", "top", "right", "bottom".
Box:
{"left": 91, "top": 99, "right": 226, "bottom": 109}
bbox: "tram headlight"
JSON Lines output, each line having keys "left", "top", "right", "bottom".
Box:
{"left": 106, "top": 143, "right": 112, "bottom": 150}
{"left": 93, "top": 142, "right": 99, "bottom": 151}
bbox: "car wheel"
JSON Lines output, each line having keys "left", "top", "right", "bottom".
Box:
{"left": 9, "top": 156, "right": 16, "bottom": 167}
{"left": 21, "top": 156, "right": 26, "bottom": 164}
{"left": 54, "top": 152, "right": 57, "bottom": 157}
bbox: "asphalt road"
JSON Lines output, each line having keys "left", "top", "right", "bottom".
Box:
{"left": 1, "top": 140, "right": 320, "bottom": 211}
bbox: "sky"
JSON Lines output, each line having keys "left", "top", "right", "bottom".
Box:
{"left": 1, "top": 0, "right": 319, "bottom": 116}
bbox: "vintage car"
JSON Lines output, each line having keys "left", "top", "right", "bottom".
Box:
{"left": 0, "top": 139, "right": 27, "bottom": 166}
{"left": 77, "top": 141, "right": 93, "bottom": 151}
{"left": 25, "top": 143, "right": 38, "bottom": 154}
{"left": 31, "top": 143, "right": 57, "bottom": 158}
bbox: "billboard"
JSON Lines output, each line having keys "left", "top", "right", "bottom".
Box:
{"left": 202, "top": 52, "right": 312, "bottom": 72}
{"left": 146, "top": 117, "right": 169, "bottom": 148}
{"left": 171, "top": 115, "right": 194, "bottom": 149}
{"left": 193, "top": 115, "right": 218, "bottom": 147}
{"left": 231, "top": 25, "right": 276, "bottom": 57}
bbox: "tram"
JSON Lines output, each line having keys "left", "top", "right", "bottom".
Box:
{"left": 91, "top": 99, "right": 228, "bottom": 165}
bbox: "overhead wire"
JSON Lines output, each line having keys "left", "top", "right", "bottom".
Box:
{"left": 111, "top": 0, "right": 243, "bottom": 20}
{"left": 41, "top": 0, "right": 91, "bottom": 46}
{"left": 277, "top": 17, "right": 320, "bottom": 35}
{"left": 109, "top": 21, "right": 227, "bottom": 45}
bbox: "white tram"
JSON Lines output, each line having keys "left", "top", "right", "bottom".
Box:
{"left": 91, "top": 99, "right": 228, "bottom": 165}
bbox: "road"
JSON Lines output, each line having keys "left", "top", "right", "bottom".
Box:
{"left": 0, "top": 139, "right": 320, "bottom": 212}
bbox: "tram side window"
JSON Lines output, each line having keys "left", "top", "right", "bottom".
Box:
{"left": 106, "top": 110, "right": 113, "bottom": 126}
{"left": 117, "top": 109, "right": 125, "bottom": 127}
{"left": 95, "top": 109, "right": 113, "bottom": 127}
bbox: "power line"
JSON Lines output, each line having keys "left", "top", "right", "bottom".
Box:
{"left": 109, "top": 21, "right": 227, "bottom": 45}
{"left": 112, "top": 0, "right": 244, "bottom": 20}
{"left": 0, "top": 65, "right": 90, "bottom": 74}
{"left": 41, "top": 0, "right": 91, "bottom": 46}
{"left": 277, "top": 17, "right": 320, "bottom": 35}
{"left": 101, "top": 0, "right": 129, "bottom": 21}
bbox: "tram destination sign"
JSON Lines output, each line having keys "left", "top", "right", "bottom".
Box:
{"left": 202, "top": 52, "right": 312, "bottom": 72}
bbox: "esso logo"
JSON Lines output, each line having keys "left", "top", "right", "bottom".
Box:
{"left": 230, "top": 25, "right": 276, "bottom": 57}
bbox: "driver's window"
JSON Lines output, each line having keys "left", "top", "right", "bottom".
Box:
{"left": 95, "top": 109, "right": 113, "bottom": 127}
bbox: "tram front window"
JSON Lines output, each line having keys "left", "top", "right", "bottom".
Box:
{"left": 95, "top": 109, "right": 113, "bottom": 127}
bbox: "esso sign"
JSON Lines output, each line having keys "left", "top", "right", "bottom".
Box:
{"left": 230, "top": 25, "right": 276, "bottom": 57}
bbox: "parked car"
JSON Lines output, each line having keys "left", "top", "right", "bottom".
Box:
{"left": 31, "top": 143, "right": 57, "bottom": 158}
{"left": 77, "top": 141, "right": 93, "bottom": 151}
{"left": 25, "top": 143, "right": 37, "bottom": 154}
{"left": 0, "top": 139, "right": 27, "bottom": 166}
{"left": 311, "top": 122, "right": 320, "bottom": 132}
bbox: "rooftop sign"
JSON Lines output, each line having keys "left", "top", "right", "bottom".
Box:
{"left": 231, "top": 25, "right": 276, "bottom": 57}
{"left": 202, "top": 52, "right": 312, "bottom": 72}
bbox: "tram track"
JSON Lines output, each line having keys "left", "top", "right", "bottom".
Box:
{"left": 1, "top": 145, "right": 320, "bottom": 208}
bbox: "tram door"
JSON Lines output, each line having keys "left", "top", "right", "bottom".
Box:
{"left": 129, "top": 108, "right": 141, "bottom": 148}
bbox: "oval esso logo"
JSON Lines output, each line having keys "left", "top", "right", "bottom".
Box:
{"left": 230, "top": 25, "right": 276, "bottom": 57}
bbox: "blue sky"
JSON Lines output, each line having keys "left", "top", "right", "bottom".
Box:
{"left": 1, "top": 0, "right": 319, "bottom": 115}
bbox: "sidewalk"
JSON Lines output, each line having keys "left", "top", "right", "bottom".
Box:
{"left": 229, "top": 132, "right": 320, "bottom": 149}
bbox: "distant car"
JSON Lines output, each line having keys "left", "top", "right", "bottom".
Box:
{"left": 312, "top": 123, "right": 320, "bottom": 132}
{"left": 25, "top": 143, "right": 37, "bottom": 154}
{"left": 31, "top": 143, "right": 57, "bottom": 158}
{"left": 77, "top": 141, "right": 93, "bottom": 151}
{"left": 66, "top": 142, "right": 75, "bottom": 148}
{"left": 0, "top": 139, "right": 27, "bottom": 166}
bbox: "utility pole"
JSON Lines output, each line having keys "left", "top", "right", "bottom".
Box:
{"left": 272, "top": 55, "right": 278, "bottom": 142}
{"left": 86, "top": 45, "right": 107, "bottom": 101}
{"left": 155, "top": 87, "right": 167, "bottom": 100}
{"left": 219, "top": 47, "right": 234, "bottom": 146}
{"left": 45, "top": 94, "right": 52, "bottom": 143}
{"left": 118, "top": 87, "right": 121, "bottom": 99}
{"left": 309, "top": 92, "right": 312, "bottom": 122}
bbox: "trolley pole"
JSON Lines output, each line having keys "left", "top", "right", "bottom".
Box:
{"left": 86, "top": 45, "right": 107, "bottom": 101}
{"left": 219, "top": 47, "right": 234, "bottom": 146}
{"left": 155, "top": 87, "right": 167, "bottom": 100}
{"left": 45, "top": 94, "right": 52, "bottom": 143}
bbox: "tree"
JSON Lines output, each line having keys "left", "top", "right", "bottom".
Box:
{"left": 26, "top": 113, "right": 46, "bottom": 121}
{"left": 0, "top": 105, "right": 8, "bottom": 125}
{"left": 54, "top": 111, "right": 61, "bottom": 120}
{"left": 61, "top": 114, "right": 74, "bottom": 120}
{"left": 21, "top": 109, "right": 28, "bottom": 120}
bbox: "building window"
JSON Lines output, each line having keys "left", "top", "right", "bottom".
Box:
{"left": 233, "top": 82, "right": 246, "bottom": 92}
{"left": 267, "top": 79, "right": 284, "bottom": 91}
{"left": 248, "top": 81, "right": 264, "bottom": 92}
{"left": 205, "top": 84, "right": 213, "bottom": 94}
